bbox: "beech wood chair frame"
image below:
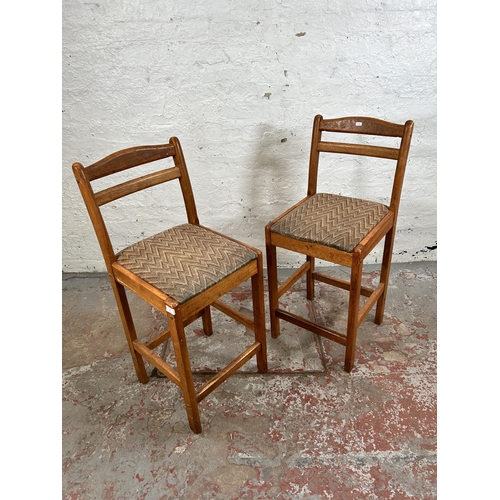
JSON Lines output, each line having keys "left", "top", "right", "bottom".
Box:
{"left": 265, "top": 115, "right": 414, "bottom": 372}
{"left": 73, "top": 137, "right": 268, "bottom": 434}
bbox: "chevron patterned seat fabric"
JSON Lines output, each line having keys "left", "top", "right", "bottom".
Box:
{"left": 271, "top": 193, "right": 389, "bottom": 253}
{"left": 116, "top": 224, "right": 257, "bottom": 304}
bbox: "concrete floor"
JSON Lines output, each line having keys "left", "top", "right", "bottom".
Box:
{"left": 62, "top": 261, "right": 437, "bottom": 499}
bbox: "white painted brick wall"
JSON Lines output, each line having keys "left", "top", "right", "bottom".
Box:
{"left": 62, "top": 0, "right": 437, "bottom": 272}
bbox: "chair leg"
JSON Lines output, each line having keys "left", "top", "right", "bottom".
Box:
{"left": 167, "top": 310, "right": 202, "bottom": 434}
{"left": 265, "top": 227, "right": 280, "bottom": 339}
{"left": 110, "top": 278, "right": 149, "bottom": 384}
{"left": 344, "top": 252, "right": 363, "bottom": 373}
{"left": 253, "top": 254, "right": 268, "bottom": 373}
{"left": 375, "top": 228, "right": 395, "bottom": 325}
{"left": 306, "top": 256, "right": 315, "bottom": 300}
{"left": 202, "top": 306, "right": 213, "bottom": 336}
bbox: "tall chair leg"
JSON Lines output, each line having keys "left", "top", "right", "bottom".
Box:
{"left": 167, "top": 310, "right": 202, "bottom": 434}
{"left": 265, "top": 227, "right": 280, "bottom": 339}
{"left": 110, "top": 279, "right": 149, "bottom": 384}
{"left": 344, "top": 252, "right": 363, "bottom": 373}
{"left": 202, "top": 306, "right": 213, "bottom": 336}
{"left": 253, "top": 255, "right": 268, "bottom": 373}
{"left": 375, "top": 228, "right": 395, "bottom": 325}
{"left": 306, "top": 256, "right": 315, "bottom": 300}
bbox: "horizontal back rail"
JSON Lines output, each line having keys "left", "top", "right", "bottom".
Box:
{"left": 317, "top": 141, "right": 400, "bottom": 160}
{"left": 319, "top": 117, "right": 405, "bottom": 137}
{"left": 85, "top": 144, "right": 176, "bottom": 181}
{"left": 94, "top": 166, "right": 181, "bottom": 206}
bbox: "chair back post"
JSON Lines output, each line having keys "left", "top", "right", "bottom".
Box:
{"left": 389, "top": 120, "right": 414, "bottom": 216}
{"left": 307, "top": 114, "right": 323, "bottom": 196}
{"left": 72, "top": 162, "right": 117, "bottom": 274}
{"left": 171, "top": 137, "right": 200, "bottom": 226}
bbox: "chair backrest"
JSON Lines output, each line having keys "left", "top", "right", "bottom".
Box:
{"left": 72, "top": 137, "right": 198, "bottom": 274}
{"left": 307, "top": 115, "right": 414, "bottom": 215}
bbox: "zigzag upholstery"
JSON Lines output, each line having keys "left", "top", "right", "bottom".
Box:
{"left": 116, "top": 223, "right": 257, "bottom": 303}
{"left": 270, "top": 193, "right": 389, "bottom": 253}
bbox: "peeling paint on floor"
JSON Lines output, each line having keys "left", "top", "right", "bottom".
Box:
{"left": 62, "top": 262, "right": 436, "bottom": 499}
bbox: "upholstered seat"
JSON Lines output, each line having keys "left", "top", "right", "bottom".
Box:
{"left": 270, "top": 193, "right": 389, "bottom": 253}
{"left": 117, "top": 224, "right": 257, "bottom": 304}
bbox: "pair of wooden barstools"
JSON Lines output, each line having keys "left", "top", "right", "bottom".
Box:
{"left": 72, "top": 114, "right": 414, "bottom": 433}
